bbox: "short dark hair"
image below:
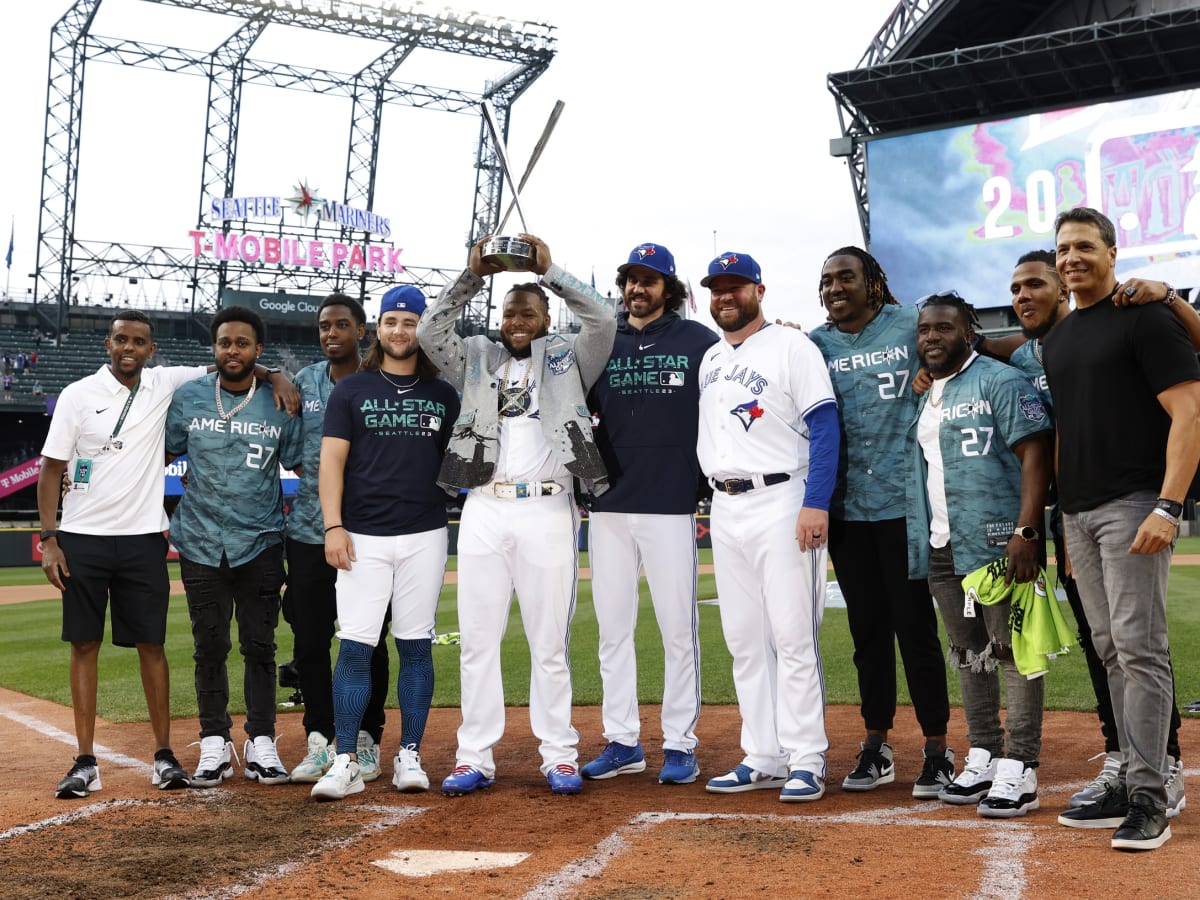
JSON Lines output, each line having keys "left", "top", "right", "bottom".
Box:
{"left": 1054, "top": 206, "right": 1117, "bottom": 248}
{"left": 1016, "top": 249, "right": 1058, "bottom": 270}
{"left": 916, "top": 290, "right": 980, "bottom": 331}
{"left": 211, "top": 305, "right": 265, "bottom": 344}
{"left": 818, "top": 246, "right": 898, "bottom": 310}
{"left": 614, "top": 270, "right": 688, "bottom": 315}
{"left": 318, "top": 292, "right": 366, "bottom": 326}
{"left": 505, "top": 282, "right": 550, "bottom": 314}
{"left": 110, "top": 308, "right": 154, "bottom": 337}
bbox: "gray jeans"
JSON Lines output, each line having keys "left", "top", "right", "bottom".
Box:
{"left": 928, "top": 544, "right": 1044, "bottom": 766}
{"left": 1064, "top": 491, "right": 1174, "bottom": 812}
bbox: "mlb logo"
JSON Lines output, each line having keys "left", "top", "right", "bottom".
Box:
{"left": 419, "top": 414, "right": 443, "bottom": 430}
{"left": 658, "top": 371, "right": 685, "bottom": 387}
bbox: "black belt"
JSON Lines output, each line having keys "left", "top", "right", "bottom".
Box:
{"left": 712, "top": 473, "right": 790, "bottom": 495}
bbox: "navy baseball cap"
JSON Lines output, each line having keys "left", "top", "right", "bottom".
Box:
{"left": 380, "top": 285, "right": 426, "bottom": 316}
{"left": 617, "top": 242, "right": 676, "bottom": 277}
{"left": 700, "top": 251, "right": 762, "bottom": 287}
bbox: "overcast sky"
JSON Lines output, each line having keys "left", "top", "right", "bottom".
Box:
{"left": 0, "top": 0, "right": 901, "bottom": 330}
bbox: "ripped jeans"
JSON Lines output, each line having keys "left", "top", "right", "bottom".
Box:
{"left": 928, "top": 544, "right": 1044, "bottom": 767}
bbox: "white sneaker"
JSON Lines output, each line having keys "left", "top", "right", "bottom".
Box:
{"left": 938, "top": 747, "right": 996, "bottom": 805}
{"left": 190, "top": 736, "right": 236, "bottom": 788}
{"left": 357, "top": 730, "right": 381, "bottom": 783}
{"left": 392, "top": 744, "right": 430, "bottom": 793}
{"left": 977, "top": 759, "right": 1039, "bottom": 818}
{"left": 289, "top": 731, "right": 333, "bottom": 784}
{"left": 1166, "top": 755, "right": 1186, "bottom": 819}
{"left": 311, "top": 753, "right": 364, "bottom": 801}
{"left": 1069, "top": 751, "right": 1123, "bottom": 808}
{"left": 244, "top": 736, "right": 289, "bottom": 785}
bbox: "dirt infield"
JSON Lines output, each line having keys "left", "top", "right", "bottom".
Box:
{"left": 0, "top": 686, "right": 1195, "bottom": 899}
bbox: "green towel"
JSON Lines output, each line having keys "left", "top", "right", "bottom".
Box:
{"left": 962, "top": 557, "right": 1077, "bottom": 678}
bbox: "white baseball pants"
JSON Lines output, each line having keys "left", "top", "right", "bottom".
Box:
{"left": 334, "top": 528, "right": 446, "bottom": 645}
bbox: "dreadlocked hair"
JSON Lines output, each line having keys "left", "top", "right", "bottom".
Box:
{"left": 821, "top": 246, "right": 899, "bottom": 309}
{"left": 917, "top": 290, "right": 981, "bottom": 332}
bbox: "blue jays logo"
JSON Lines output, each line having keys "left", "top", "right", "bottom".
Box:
{"left": 730, "top": 399, "right": 765, "bottom": 431}
{"left": 635, "top": 244, "right": 656, "bottom": 260}
{"left": 717, "top": 253, "right": 739, "bottom": 269}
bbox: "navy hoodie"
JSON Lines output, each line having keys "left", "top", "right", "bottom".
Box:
{"left": 588, "top": 310, "right": 718, "bottom": 514}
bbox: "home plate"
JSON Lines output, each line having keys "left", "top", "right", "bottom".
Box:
{"left": 372, "top": 849, "right": 530, "bottom": 876}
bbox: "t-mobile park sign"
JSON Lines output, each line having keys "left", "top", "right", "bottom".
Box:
{"left": 188, "top": 181, "right": 404, "bottom": 274}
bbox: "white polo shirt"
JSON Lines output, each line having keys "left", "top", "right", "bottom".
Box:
{"left": 42, "top": 364, "right": 207, "bottom": 535}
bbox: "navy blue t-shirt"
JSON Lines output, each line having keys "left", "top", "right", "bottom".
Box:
{"left": 322, "top": 371, "right": 460, "bottom": 536}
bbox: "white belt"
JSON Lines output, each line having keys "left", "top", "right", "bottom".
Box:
{"left": 484, "top": 480, "right": 564, "bottom": 500}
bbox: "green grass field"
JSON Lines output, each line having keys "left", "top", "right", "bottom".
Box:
{"left": 1, "top": 545, "right": 1198, "bottom": 723}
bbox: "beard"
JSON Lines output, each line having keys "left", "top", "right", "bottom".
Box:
{"left": 501, "top": 334, "right": 536, "bottom": 358}
{"left": 921, "top": 336, "right": 972, "bottom": 376}
{"left": 215, "top": 357, "right": 254, "bottom": 384}
{"left": 1019, "top": 305, "right": 1060, "bottom": 340}
{"left": 381, "top": 341, "right": 418, "bottom": 362}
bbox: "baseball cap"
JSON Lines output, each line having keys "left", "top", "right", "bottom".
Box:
{"left": 700, "top": 251, "right": 762, "bottom": 288}
{"left": 617, "top": 242, "right": 676, "bottom": 277}
{"left": 380, "top": 285, "right": 426, "bottom": 316}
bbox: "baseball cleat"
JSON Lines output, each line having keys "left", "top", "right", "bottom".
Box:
{"left": 356, "top": 731, "right": 381, "bottom": 783}
{"left": 842, "top": 739, "right": 895, "bottom": 791}
{"left": 581, "top": 741, "right": 646, "bottom": 780}
{"left": 151, "top": 752, "right": 190, "bottom": 790}
{"left": 56, "top": 758, "right": 101, "bottom": 799}
{"left": 659, "top": 749, "right": 700, "bottom": 785}
{"left": 311, "top": 753, "right": 364, "bottom": 802}
{"left": 547, "top": 763, "right": 583, "bottom": 794}
{"left": 290, "top": 731, "right": 333, "bottom": 783}
{"left": 977, "top": 759, "right": 1038, "bottom": 818}
{"left": 913, "top": 746, "right": 955, "bottom": 799}
{"left": 1069, "top": 751, "right": 1123, "bottom": 808}
{"left": 938, "top": 747, "right": 995, "bottom": 805}
{"left": 190, "top": 736, "right": 235, "bottom": 788}
{"left": 780, "top": 770, "right": 826, "bottom": 802}
{"left": 393, "top": 745, "right": 430, "bottom": 793}
{"left": 441, "top": 765, "right": 494, "bottom": 796}
{"left": 244, "top": 735, "right": 289, "bottom": 785}
{"left": 705, "top": 764, "right": 787, "bottom": 794}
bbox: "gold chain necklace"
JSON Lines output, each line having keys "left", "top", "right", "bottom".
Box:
{"left": 215, "top": 376, "right": 256, "bottom": 420}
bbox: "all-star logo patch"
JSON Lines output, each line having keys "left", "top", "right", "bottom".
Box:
{"left": 547, "top": 346, "right": 576, "bottom": 375}
{"left": 1018, "top": 393, "right": 1047, "bottom": 422}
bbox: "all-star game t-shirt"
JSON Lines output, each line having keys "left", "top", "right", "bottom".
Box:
{"left": 322, "top": 370, "right": 460, "bottom": 536}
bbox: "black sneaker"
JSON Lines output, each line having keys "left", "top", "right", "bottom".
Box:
{"left": 842, "top": 739, "right": 895, "bottom": 791}
{"left": 1058, "top": 781, "right": 1129, "bottom": 829}
{"left": 152, "top": 752, "right": 190, "bottom": 790}
{"left": 1112, "top": 799, "right": 1171, "bottom": 851}
{"left": 56, "top": 757, "right": 101, "bottom": 799}
{"left": 913, "top": 747, "right": 955, "bottom": 799}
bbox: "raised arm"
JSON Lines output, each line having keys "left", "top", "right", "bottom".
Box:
{"left": 417, "top": 269, "right": 484, "bottom": 391}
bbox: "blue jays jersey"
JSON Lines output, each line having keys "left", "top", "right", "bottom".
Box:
{"left": 165, "top": 374, "right": 304, "bottom": 568}
{"left": 905, "top": 355, "right": 1051, "bottom": 578}
{"left": 287, "top": 362, "right": 336, "bottom": 545}
{"left": 1007, "top": 339, "right": 1053, "bottom": 419}
{"left": 809, "top": 304, "right": 921, "bottom": 521}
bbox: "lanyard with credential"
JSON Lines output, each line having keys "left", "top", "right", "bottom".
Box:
{"left": 106, "top": 381, "right": 139, "bottom": 451}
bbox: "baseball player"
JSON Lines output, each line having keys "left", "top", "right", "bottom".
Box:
{"left": 808, "top": 247, "right": 952, "bottom": 798}
{"left": 583, "top": 242, "right": 716, "bottom": 785}
{"left": 285, "top": 293, "right": 393, "bottom": 785}
{"left": 417, "top": 233, "right": 615, "bottom": 796}
{"left": 310, "top": 286, "right": 460, "bottom": 800}
{"left": 697, "top": 252, "right": 839, "bottom": 802}
{"left": 165, "top": 306, "right": 303, "bottom": 788}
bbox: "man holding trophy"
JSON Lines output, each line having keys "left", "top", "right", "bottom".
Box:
{"left": 417, "top": 232, "right": 616, "bottom": 796}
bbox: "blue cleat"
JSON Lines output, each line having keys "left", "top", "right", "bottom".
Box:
{"left": 581, "top": 741, "right": 646, "bottom": 780}
{"left": 780, "top": 770, "right": 826, "bottom": 802}
{"left": 547, "top": 763, "right": 583, "bottom": 794}
{"left": 441, "top": 765, "right": 494, "bottom": 796}
{"left": 658, "top": 749, "right": 700, "bottom": 785}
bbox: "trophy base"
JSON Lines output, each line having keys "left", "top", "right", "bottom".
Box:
{"left": 483, "top": 236, "right": 534, "bottom": 272}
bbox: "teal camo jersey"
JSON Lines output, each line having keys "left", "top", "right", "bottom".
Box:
{"left": 905, "top": 354, "right": 1051, "bottom": 579}
{"left": 808, "top": 303, "right": 921, "bottom": 521}
{"left": 287, "top": 361, "right": 336, "bottom": 545}
{"left": 165, "top": 373, "right": 304, "bottom": 567}
{"left": 1007, "top": 339, "right": 1053, "bottom": 420}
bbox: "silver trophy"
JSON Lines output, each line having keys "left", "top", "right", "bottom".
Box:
{"left": 480, "top": 100, "right": 564, "bottom": 271}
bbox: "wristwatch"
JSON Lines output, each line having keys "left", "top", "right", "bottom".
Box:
{"left": 262, "top": 365, "right": 283, "bottom": 376}
{"left": 1163, "top": 284, "right": 1178, "bottom": 307}
{"left": 39, "top": 529, "right": 57, "bottom": 542}
{"left": 1157, "top": 498, "right": 1184, "bottom": 518}
{"left": 1012, "top": 525, "right": 1039, "bottom": 541}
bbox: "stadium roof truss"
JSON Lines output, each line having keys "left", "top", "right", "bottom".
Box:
{"left": 827, "top": 2, "right": 1200, "bottom": 243}
{"left": 35, "top": 0, "right": 556, "bottom": 335}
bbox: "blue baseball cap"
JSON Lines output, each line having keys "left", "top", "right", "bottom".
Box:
{"left": 700, "top": 251, "right": 762, "bottom": 287}
{"left": 380, "top": 285, "right": 426, "bottom": 316}
{"left": 617, "top": 242, "right": 676, "bottom": 277}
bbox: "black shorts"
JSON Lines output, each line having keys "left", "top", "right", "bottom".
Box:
{"left": 58, "top": 532, "right": 171, "bottom": 647}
